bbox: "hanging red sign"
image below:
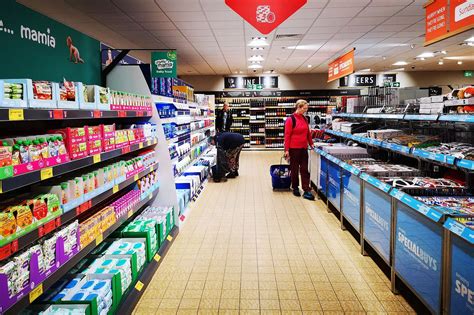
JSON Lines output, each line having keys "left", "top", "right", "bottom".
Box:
{"left": 328, "top": 49, "right": 355, "bottom": 83}
{"left": 225, "top": 0, "right": 307, "bottom": 35}
{"left": 450, "top": 0, "right": 474, "bottom": 34}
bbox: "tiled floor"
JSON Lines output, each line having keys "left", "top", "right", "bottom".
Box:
{"left": 134, "top": 151, "right": 414, "bottom": 314}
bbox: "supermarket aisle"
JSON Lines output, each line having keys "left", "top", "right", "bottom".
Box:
{"left": 134, "top": 151, "right": 414, "bottom": 314}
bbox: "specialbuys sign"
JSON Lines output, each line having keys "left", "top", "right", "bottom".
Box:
{"left": 225, "top": 0, "right": 307, "bottom": 34}
{"left": 424, "top": 0, "right": 474, "bottom": 45}
{"left": 327, "top": 49, "right": 355, "bottom": 83}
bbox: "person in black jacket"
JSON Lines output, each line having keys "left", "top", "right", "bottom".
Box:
{"left": 215, "top": 102, "right": 233, "bottom": 132}
{"left": 208, "top": 131, "right": 245, "bottom": 180}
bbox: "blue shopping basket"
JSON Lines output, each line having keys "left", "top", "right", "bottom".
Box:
{"left": 270, "top": 157, "right": 291, "bottom": 190}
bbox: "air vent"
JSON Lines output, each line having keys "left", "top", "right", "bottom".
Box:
{"left": 275, "top": 34, "right": 303, "bottom": 40}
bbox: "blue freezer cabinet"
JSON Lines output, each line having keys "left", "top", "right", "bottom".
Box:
{"left": 327, "top": 160, "right": 342, "bottom": 211}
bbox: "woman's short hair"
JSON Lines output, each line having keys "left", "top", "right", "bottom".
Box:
{"left": 295, "top": 99, "right": 308, "bottom": 109}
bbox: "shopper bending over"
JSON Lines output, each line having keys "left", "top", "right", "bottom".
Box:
{"left": 284, "top": 99, "right": 315, "bottom": 200}
{"left": 215, "top": 102, "right": 233, "bottom": 132}
{"left": 208, "top": 131, "right": 245, "bottom": 180}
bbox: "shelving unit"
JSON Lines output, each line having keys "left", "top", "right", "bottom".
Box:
{"left": 0, "top": 65, "right": 183, "bottom": 315}
{"left": 214, "top": 90, "right": 359, "bottom": 149}
{"left": 313, "top": 104, "right": 474, "bottom": 314}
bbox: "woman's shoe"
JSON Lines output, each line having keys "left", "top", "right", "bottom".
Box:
{"left": 226, "top": 172, "right": 236, "bottom": 178}
{"left": 303, "top": 191, "right": 315, "bottom": 200}
{"left": 293, "top": 189, "right": 301, "bottom": 197}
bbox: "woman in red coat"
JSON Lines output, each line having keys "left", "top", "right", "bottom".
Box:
{"left": 284, "top": 99, "right": 315, "bottom": 200}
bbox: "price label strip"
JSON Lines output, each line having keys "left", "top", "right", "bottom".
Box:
{"left": 390, "top": 188, "right": 442, "bottom": 222}
{"left": 9, "top": 109, "right": 24, "bottom": 121}
{"left": 29, "top": 283, "right": 43, "bottom": 303}
{"left": 444, "top": 218, "right": 474, "bottom": 244}
{"left": 40, "top": 167, "right": 53, "bottom": 180}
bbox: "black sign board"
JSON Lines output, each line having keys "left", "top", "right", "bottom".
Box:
{"left": 353, "top": 74, "right": 377, "bottom": 86}
{"left": 199, "top": 89, "right": 360, "bottom": 98}
{"left": 383, "top": 73, "right": 397, "bottom": 83}
{"left": 224, "top": 76, "right": 278, "bottom": 89}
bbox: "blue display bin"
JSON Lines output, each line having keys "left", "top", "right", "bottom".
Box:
{"left": 362, "top": 174, "right": 392, "bottom": 264}
{"left": 341, "top": 171, "right": 361, "bottom": 232}
{"left": 327, "top": 161, "right": 341, "bottom": 211}
{"left": 443, "top": 218, "right": 474, "bottom": 315}
{"left": 319, "top": 156, "right": 328, "bottom": 196}
{"left": 394, "top": 202, "right": 443, "bottom": 314}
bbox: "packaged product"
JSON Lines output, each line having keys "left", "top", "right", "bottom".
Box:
{"left": 0, "top": 261, "right": 18, "bottom": 296}
{"left": 33, "top": 81, "right": 53, "bottom": 100}
{"left": 42, "top": 234, "right": 58, "bottom": 270}
{"left": 59, "top": 80, "right": 76, "bottom": 101}
{"left": 60, "top": 182, "right": 70, "bottom": 205}
{"left": 38, "top": 138, "right": 49, "bottom": 159}
{"left": 24, "top": 197, "right": 48, "bottom": 221}
{"left": 9, "top": 205, "right": 33, "bottom": 229}
{"left": 11, "top": 144, "right": 20, "bottom": 165}
{"left": 40, "top": 193, "right": 60, "bottom": 214}
{"left": 17, "top": 140, "right": 30, "bottom": 163}
{"left": 0, "top": 211, "right": 17, "bottom": 237}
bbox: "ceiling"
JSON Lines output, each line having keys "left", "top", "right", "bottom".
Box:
{"left": 19, "top": 0, "right": 474, "bottom": 75}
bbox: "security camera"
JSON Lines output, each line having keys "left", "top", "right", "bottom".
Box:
{"left": 253, "top": 69, "right": 257, "bottom": 73}
{"left": 410, "top": 44, "right": 416, "bottom": 49}
{"left": 411, "top": 66, "right": 416, "bottom": 70}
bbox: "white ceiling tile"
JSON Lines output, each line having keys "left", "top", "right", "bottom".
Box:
{"left": 350, "top": 16, "right": 387, "bottom": 26}
{"left": 309, "top": 26, "right": 341, "bottom": 34}
{"left": 155, "top": 0, "right": 201, "bottom": 11}
{"left": 128, "top": 12, "right": 169, "bottom": 22}
{"left": 141, "top": 21, "right": 176, "bottom": 31}
{"left": 313, "top": 17, "right": 351, "bottom": 26}
{"left": 358, "top": 6, "right": 405, "bottom": 17}
{"left": 396, "top": 5, "right": 424, "bottom": 16}
{"left": 181, "top": 29, "right": 214, "bottom": 37}
{"left": 187, "top": 36, "right": 218, "bottom": 43}
{"left": 320, "top": 7, "right": 364, "bottom": 18}
{"left": 209, "top": 21, "right": 243, "bottom": 30}
{"left": 373, "top": 24, "right": 409, "bottom": 32}
{"left": 276, "top": 27, "right": 311, "bottom": 34}
{"left": 370, "top": 0, "right": 412, "bottom": 5}
{"left": 290, "top": 8, "right": 322, "bottom": 19}
{"left": 327, "top": 0, "right": 370, "bottom": 6}
{"left": 339, "top": 25, "right": 375, "bottom": 33}
{"left": 205, "top": 9, "right": 243, "bottom": 21}
{"left": 384, "top": 15, "right": 423, "bottom": 25}
{"left": 279, "top": 19, "right": 315, "bottom": 28}
{"left": 166, "top": 11, "right": 207, "bottom": 21}
{"left": 174, "top": 21, "right": 210, "bottom": 30}
{"left": 112, "top": 0, "right": 161, "bottom": 12}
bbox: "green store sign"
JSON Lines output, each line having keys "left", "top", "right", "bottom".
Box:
{"left": 464, "top": 71, "right": 473, "bottom": 78}
{"left": 151, "top": 50, "right": 177, "bottom": 78}
{"left": 0, "top": 0, "right": 101, "bottom": 84}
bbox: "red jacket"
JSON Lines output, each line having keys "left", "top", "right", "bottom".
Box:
{"left": 284, "top": 114, "right": 314, "bottom": 151}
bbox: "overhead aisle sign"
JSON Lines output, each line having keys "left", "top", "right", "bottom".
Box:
{"left": 424, "top": 0, "right": 474, "bottom": 46}
{"left": 225, "top": 0, "right": 307, "bottom": 34}
{"left": 327, "top": 49, "right": 355, "bottom": 83}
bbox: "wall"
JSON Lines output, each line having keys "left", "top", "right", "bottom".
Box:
{"left": 181, "top": 71, "right": 473, "bottom": 94}
{"left": 0, "top": 0, "right": 101, "bottom": 84}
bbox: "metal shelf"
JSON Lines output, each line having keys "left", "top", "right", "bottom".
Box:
{"left": 0, "top": 163, "right": 159, "bottom": 262}
{"left": 0, "top": 108, "right": 152, "bottom": 122}
{"left": 4, "top": 188, "right": 159, "bottom": 315}
{"left": 0, "top": 139, "right": 157, "bottom": 195}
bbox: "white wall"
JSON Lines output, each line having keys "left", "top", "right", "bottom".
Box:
{"left": 181, "top": 71, "right": 473, "bottom": 94}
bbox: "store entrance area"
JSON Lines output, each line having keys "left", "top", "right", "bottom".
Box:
{"left": 134, "top": 151, "right": 414, "bottom": 314}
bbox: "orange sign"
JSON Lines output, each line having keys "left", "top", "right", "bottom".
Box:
{"left": 328, "top": 49, "right": 355, "bottom": 83}
{"left": 424, "top": 0, "right": 448, "bottom": 45}
{"left": 425, "top": 0, "right": 474, "bottom": 45}
{"left": 451, "top": 0, "right": 474, "bottom": 33}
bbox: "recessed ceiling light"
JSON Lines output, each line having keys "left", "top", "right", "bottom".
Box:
{"left": 392, "top": 68, "right": 405, "bottom": 71}
{"left": 250, "top": 61, "right": 261, "bottom": 64}
{"left": 285, "top": 45, "right": 321, "bottom": 50}
{"left": 438, "top": 60, "right": 444, "bottom": 65}
{"left": 359, "top": 68, "right": 371, "bottom": 72}
{"left": 465, "top": 36, "right": 474, "bottom": 42}
{"left": 307, "top": 64, "right": 312, "bottom": 68}
{"left": 458, "top": 61, "right": 463, "bottom": 65}
{"left": 417, "top": 52, "right": 435, "bottom": 58}
{"left": 248, "top": 55, "right": 264, "bottom": 62}
{"left": 382, "top": 56, "right": 386, "bottom": 60}
{"left": 441, "top": 50, "right": 447, "bottom": 54}
{"left": 248, "top": 37, "right": 268, "bottom": 47}
{"left": 393, "top": 61, "right": 408, "bottom": 66}
{"left": 248, "top": 64, "right": 263, "bottom": 69}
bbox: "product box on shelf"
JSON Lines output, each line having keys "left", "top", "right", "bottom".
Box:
{"left": 76, "top": 84, "right": 108, "bottom": 110}
{"left": 0, "top": 221, "right": 80, "bottom": 312}
{"left": 29, "top": 80, "right": 58, "bottom": 109}
{"left": 50, "top": 127, "right": 89, "bottom": 160}
{"left": 54, "top": 81, "right": 79, "bottom": 109}
{"left": 114, "top": 130, "right": 129, "bottom": 149}
{"left": 101, "top": 124, "right": 116, "bottom": 152}
{"left": 120, "top": 220, "right": 158, "bottom": 262}
{"left": 79, "top": 206, "right": 116, "bottom": 248}
{"left": 0, "top": 79, "right": 28, "bottom": 108}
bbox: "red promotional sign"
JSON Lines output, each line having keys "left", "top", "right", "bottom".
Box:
{"left": 450, "top": 0, "right": 474, "bottom": 33}
{"left": 424, "top": 0, "right": 448, "bottom": 45}
{"left": 327, "top": 49, "right": 355, "bottom": 83}
{"left": 424, "top": 0, "right": 474, "bottom": 45}
{"left": 225, "top": 0, "right": 307, "bottom": 35}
